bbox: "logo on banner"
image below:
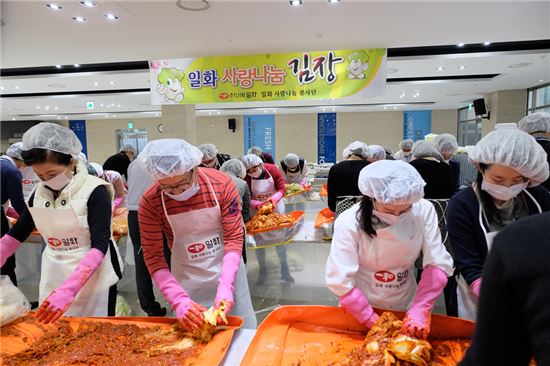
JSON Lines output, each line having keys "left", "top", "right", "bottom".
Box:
{"left": 187, "top": 243, "right": 206, "bottom": 254}
{"left": 374, "top": 270, "right": 396, "bottom": 283}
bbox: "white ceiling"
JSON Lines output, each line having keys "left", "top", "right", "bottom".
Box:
{"left": 1, "top": 0, "right": 550, "bottom": 120}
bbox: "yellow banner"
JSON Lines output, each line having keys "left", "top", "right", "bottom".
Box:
{"left": 150, "top": 49, "right": 386, "bottom": 104}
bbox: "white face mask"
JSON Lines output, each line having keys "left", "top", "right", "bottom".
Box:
{"left": 42, "top": 168, "right": 71, "bottom": 191}
{"left": 165, "top": 183, "right": 200, "bottom": 201}
{"left": 373, "top": 208, "right": 412, "bottom": 226}
{"left": 249, "top": 168, "right": 262, "bottom": 179}
{"left": 481, "top": 181, "right": 528, "bottom": 201}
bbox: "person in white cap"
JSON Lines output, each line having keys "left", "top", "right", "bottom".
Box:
{"left": 247, "top": 146, "right": 275, "bottom": 164}
{"left": 326, "top": 160, "right": 454, "bottom": 339}
{"left": 280, "top": 153, "right": 309, "bottom": 186}
{"left": 198, "top": 143, "right": 230, "bottom": 170}
{"left": 518, "top": 112, "right": 550, "bottom": 190}
{"left": 394, "top": 139, "right": 414, "bottom": 162}
{"left": 138, "top": 139, "right": 256, "bottom": 330}
{"left": 433, "top": 134, "right": 461, "bottom": 192}
{"left": 410, "top": 140, "right": 456, "bottom": 199}
{"left": 0, "top": 122, "right": 122, "bottom": 323}
{"left": 327, "top": 141, "right": 370, "bottom": 214}
{"left": 0, "top": 142, "right": 28, "bottom": 285}
{"left": 366, "top": 145, "right": 386, "bottom": 163}
{"left": 447, "top": 129, "right": 550, "bottom": 321}
{"left": 241, "top": 153, "right": 294, "bottom": 284}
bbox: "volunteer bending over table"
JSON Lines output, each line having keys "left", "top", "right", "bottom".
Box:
{"left": 326, "top": 160, "right": 454, "bottom": 339}
{"left": 447, "top": 129, "right": 550, "bottom": 321}
{"left": 0, "top": 123, "right": 122, "bottom": 323}
{"left": 137, "top": 139, "right": 256, "bottom": 330}
{"left": 280, "top": 153, "right": 309, "bottom": 186}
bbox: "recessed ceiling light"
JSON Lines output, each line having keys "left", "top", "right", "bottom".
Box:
{"left": 80, "top": 1, "right": 97, "bottom": 7}
{"left": 55, "top": 64, "right": 62, "bottom": 69}
{"left": 117, "top": 104, "right": 121, "bottom": 108}
{"left": 0, "top": 86, "right": 4, "bottom": 90}
{"left": 105, "top": 115, "right": 109, "bottom": 118}
{"left": 73, "top": 16, "right": 87, "bottom": 23}
{"left": 74, "top": 64, "right": 80, "bottom": 68}
{"left": 14, "top": 86, "right": 19, "bottom": 89}
{"left": 12, "top": 117, "right": 16, "bottom": 121}
{"left": 458, "top": 65, "right": 466, "bottom": 70}
{"left": 36, "top": 106, "right": 41, "bottom": 109}
{"left": 437, "top": 66, "right": 444, "bottom": 71}
{"left": 93, "top": 82, "right": 99, "bottom": 86}
{"left": 217, "top": 111, "right": 221, "bottom": 115}
{"left": 289, "top": 0, "right": 302, "bottom": 6}
{"left": 331, "top": 108, "right": 336, "bottom": 112}
{"left": 508, "top": 62, "right": 532, "bottom": 69}
{"left": 393, "top": 106, "right": 397, "bottom": 110}
{"left": 46, "top": 3, "right": 63, "bottom": 10}
{"left": 113, "top": 114, "right": 117, "bottom": 117}
{"left": 457, "top": 43, "right": 465, "bottom": 47}
{"left": 44, "top": 105, "right": 50, "bottom": 110}
{"left": 208, "top": 111, "right": 212, "bottom": 115}
{"left": 483, "top": 41, "right": 491, "bottom": 46}
{"left": 54, "top": 106, "right": 58, "bottom": 110}
{"left": 328, "top": 0, "right": 341, "bottom": 3}
{"left": 104, "top": 13, "right": 119, "bottom": 21}
{"left": 64, "top": 116, "right": 68, "bottom": 119}
{"left": 57, "top": 116, "right": 61, "bottom": 120}
{"left": 383, "top": 106, "right": 387, "bottom": 110}
{"left": 109, "top": 81, "right": 115, "bottom": 85}
{"left": 540, "top": 79, "right": 544, "bottom": 82}
{"left": 100, "top": 103, "right": 104, "bottom": 107}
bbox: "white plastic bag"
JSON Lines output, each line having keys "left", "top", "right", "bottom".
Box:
{"left": 0, "top": 275, "right": 30, "bottom": 326}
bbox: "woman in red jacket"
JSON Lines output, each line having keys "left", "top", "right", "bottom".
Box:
{"left": 242, "top": 154, "right": 294, "bottom": 285}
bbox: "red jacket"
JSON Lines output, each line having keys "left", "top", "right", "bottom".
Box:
{"left": 245, "top": 163, "right": 285, "bottom": 199}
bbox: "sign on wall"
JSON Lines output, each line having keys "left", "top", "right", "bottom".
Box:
{"left": 149, "top": 49, "right": 386, "bottom": 104}
{"left": 244, "top": 115, "right": 275, "bottom": 159}
{"left": 69, "top": 120, "right": 87, "bottom": 156}
{"left": 403, "top": 111, "right": 432, "bottom": 142}
{"left": 318, "top": 113, "right": 337, "bottom": 164}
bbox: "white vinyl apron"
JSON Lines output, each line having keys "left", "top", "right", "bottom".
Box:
{"left": 250, "top": 170, "right": 285, "bottom": 216}
{"left": 29, "top": 205, "right": 119, "bottom": 317}
{"left": 353, "top": 215, "right": 422, "bottom": 311}
{"left": 162, "top": 173, "right": 256, "bottom": 329}
{"left": 456, "top": 189, "right": 542, "bottom": 321}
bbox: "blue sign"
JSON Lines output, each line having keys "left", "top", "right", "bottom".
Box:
{"left": 403, "top": 110, "right": 432, "bottom": 141}
{"left": 244, "top": 115, "right": 275, "bottom": 158}
{"left": 69, "top": 120, "right": 87, "bottom": 157}
{"left": 318, "top": 113, "right": 337, "bottom": 164}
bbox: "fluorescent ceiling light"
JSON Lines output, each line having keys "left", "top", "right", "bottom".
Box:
{"left": 437, "top": 66, "right": 444, "bottom": 71}
{"left": 457, "top": 43, "right": 465, "bottom": 47}
{"left": 73, "top": 16, "right": 87, "bottom": 22}
{"left": 483, "top": 41, "right": 491, "bottom": 46}
{"left": 46, "top": 3, "right": 62, "bottom": 10}
{"left": 74, "top": 64, "right": 80, "bottom": 67}
{"left": 55, "top": 64, "right": 62, "bottom": 69}
{"left": 104, "top": 13, "right": 120, "bottom": 21}
{"left": 80, "top": 1, "right": 97, "bottom": 7}
{"left": 290, "top": 0, "right": 302, "bottom": 6}
{"left": 328, "top": 0, "right": 341, "bottom": 3}
{"left": 458, "top": 65, "right": 466, "bottom": 70}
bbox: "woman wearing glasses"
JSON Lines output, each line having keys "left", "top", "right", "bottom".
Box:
{"left": 137, "top": 139, "right": 256, "bottom": 330}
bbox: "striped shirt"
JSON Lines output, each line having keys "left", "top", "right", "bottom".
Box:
{"left": 138, "top": 167, "right": 243, "bottom": 274}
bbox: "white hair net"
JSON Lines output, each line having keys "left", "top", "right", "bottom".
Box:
{"left": 433, "top": 134, "right": 459, "bottom": 155}
{"left": 368, "top": 145, "right": 386, "bottom": 161}
{"left": 247, "top": 146, "right": 263, "bottom": 156}
{"left": 78, "top": 152, "right": 88, "bottom": 163}
{"left": 6, "top": 142, "right": 24, "bottom": 160}
{"left": 518, "top": 112, "right": 550, "bottom": 134}
{"left": 343, "top": 141, "right": 369, "bottom": 159}
{"left": 198, "top": 143, "right": 218, "bottom": 161}
{"left": 412, "top": 140, "right": 444, "bottom": 161}
{"left": 283, "top": 153, "right": 300, "bottom": 168}
{"left": 241, "top": 154, "right": 263, "bottom": 170}
{"left": 22, "top": 122, "right": 82, "bottom": 157}
{"left": 220, "top": 159, "right": 246, "bottom": 179}
{"left": 469, "top": 129, "right": 549, "bottom": 186}
{"left": 138, "top": 139, "right": 203, "bottom": 180}
{"left": 399, "top": 139, "right": 414, "bottom": 150}
{"left": 89, "top": 162, "right": 103, "bottom": 177}
{"left": 358, "top": 160, "right": 426, "bottom": 205}
{"left": 120, "top": 144, "right": 136, "bottom": 154}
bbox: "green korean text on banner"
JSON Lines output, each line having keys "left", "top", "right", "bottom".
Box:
{"left": 149, "top": 49, "right": 387, "bottom": 104}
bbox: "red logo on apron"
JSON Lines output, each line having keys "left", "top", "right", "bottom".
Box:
{"left": 374, "top": 270, "right": 396, "bottom": 283}
{"left": 187, "top": 243, "right": 206, "bottom": 254}
{"left": 47, "top": 237, "right": 62, "bottom": 247}
{"left": 22, "top": 180, "right": 32, "bottom": 184}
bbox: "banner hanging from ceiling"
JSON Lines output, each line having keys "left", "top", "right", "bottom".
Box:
{"left": 149, "top": 49, "right": 386, "bottom": 104}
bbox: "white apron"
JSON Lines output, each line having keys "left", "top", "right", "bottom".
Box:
{"left": 285, "top": 169, "right": 303, "bottom": 184}
{"left": 29, "top": 205, "right": 120, "bottom": 317}
{"left": 355, "top": 214, "right": 422, "bottom": 311}
{"left": 250, "top": 170, "right": 285, "bottom": 215}
{"left": 162, "top": 173, "right": 257, "bottom": 329}
{"left": 457, "top": 189, "right": 542, "bottom": 321}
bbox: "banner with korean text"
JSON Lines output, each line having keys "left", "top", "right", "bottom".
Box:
{"left": 149, "top": 49, "right": 386, "bottom": 104}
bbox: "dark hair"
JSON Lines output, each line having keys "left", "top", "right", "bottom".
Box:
{"left": 356, "top": 196, "right": 378, "bottom": 238}
{"left": 21, "top": 148, "right": 72, "bottom": 167}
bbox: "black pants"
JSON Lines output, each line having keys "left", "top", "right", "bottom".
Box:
{"left": 128, "top": 210, "right": 165, "bottom": 314}
{"left": 1, "top": 212, "right": 17, "bottom": 286}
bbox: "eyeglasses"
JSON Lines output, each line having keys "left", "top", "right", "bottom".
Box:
{"left": 159, "top": 171, "right": 195, "bottom": 193}
{"left": 246, "top": 165, "right": 261, "bottom": 174}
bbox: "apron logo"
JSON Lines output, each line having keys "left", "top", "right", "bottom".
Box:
{"left": 256, "top": 193, "right": 271, "bottom": 200}
{"left": 187, "top": 243, "right": 206, "bottom": 254}
{"left": 22, "top": 179, "right": 32, "bottom": 184}
{"left": 374, "top": 270, "right": 396, "bottom": 283}
{"left": 47, "top": 237, "right": 62, "bottom": 247}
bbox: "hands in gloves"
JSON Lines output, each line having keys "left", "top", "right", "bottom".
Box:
{"left": 470, "top": 277, "right": 481, "bottom": 298}
{"left": 0, "top": 235, "right": 22, "bottom": 267}
{"left": 214, "top": 251, "right": 241, "bottom": 324}
{"left": 339, "top": 287, "right": 379, "bottom": 328}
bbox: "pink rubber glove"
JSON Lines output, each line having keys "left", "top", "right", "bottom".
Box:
{"left": 339, "top": 287, "right": 379, "bottom": 328}
{"left": 5, "top": 207, "right": 19, "bottom": 220}
{"left": 152, "top": 268, "right": 206, "bottom": 331}
{"left": 36, "top": 248, "right": 105, "bottom": 324}
{"left": 214, "top": 251, "right": 241, "bottom": 324}
{"left": 402, "top": 265, "right": 448, "bottom": 339}
{"left": 0, "top": 235, "right": 22, "bottom": 267}
{"left": 251, "top": 200, "right": 263, "bottom": 210}
{"left": 470, "top": 278, "right": 481, "bottom": 298}
{"left": 270, "top": 191, "right": 283, "bottom": 204}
